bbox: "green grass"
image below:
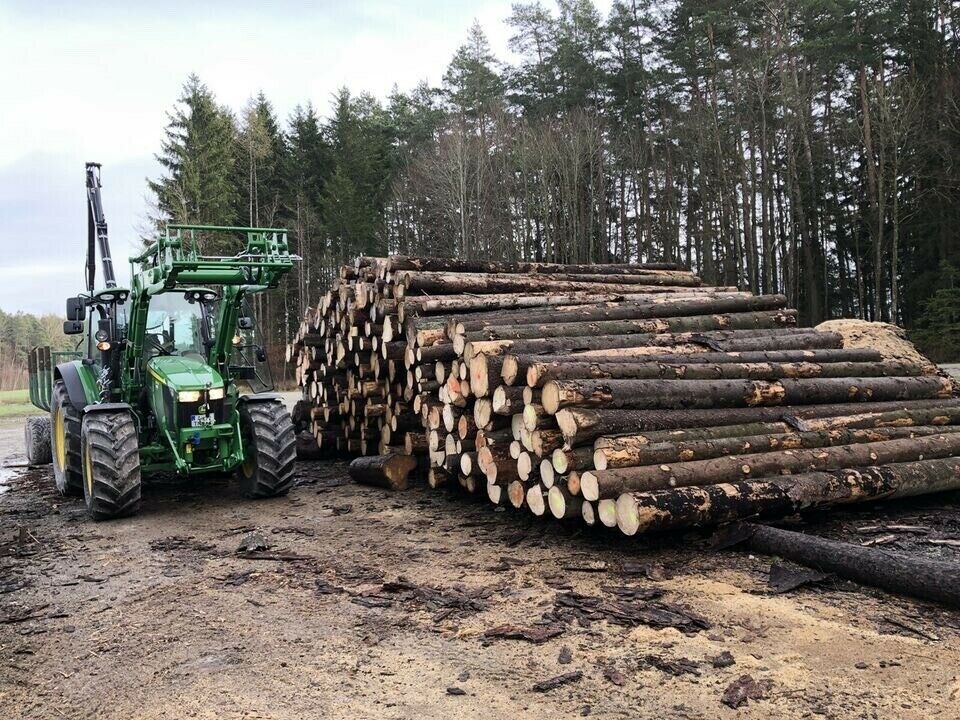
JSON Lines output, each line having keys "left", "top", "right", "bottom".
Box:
{"left": 0, "top": 388, "right": 42, "bottom": 419}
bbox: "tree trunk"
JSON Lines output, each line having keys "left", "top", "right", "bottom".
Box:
{"left": 582, "top": 430, "right": 960, "bottom": 500}
{"left": 556, "top": 398, "right": 960, "bottom": 445}
{"left": 741, "top": 523, "right": 960, "bottom": 608}
{"left": 592, "top": 425, "right": 957, "bottom": 472}
{"left": 615, "top": 456, "right": 960, "bottom": 536}
{"left": 348, "top": 454, "right": 419, "bottom": 491}
{"left": 527, "top": 359, "right": 924, "bottom": 388}
{"left": 542, "top": 376, "right": 953, "bottom": 414}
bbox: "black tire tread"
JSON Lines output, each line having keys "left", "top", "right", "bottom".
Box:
{"left": 237, "top": 402, "right": 297, "bottom": 498}
{"left": 81, "top": 411, "right": 142, "bottom": 520}
{"left": 24, "top": 415, "right": 52, "bottom": 465}
{"left": 50, "top": 381, "right": 83, "bottom": 496}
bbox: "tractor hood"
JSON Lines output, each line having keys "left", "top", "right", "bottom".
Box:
{"left": 147, "top": 356, "right": 223, "bottom": 391}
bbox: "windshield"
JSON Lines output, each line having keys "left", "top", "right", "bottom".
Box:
{"left": 144, "top": 293, "right": 210, "bottom": 359}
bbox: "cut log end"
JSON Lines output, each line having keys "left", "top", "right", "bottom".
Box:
{"left": 507, "top": 480, "right": 526, "bottom": 508}
{"left": 615, "top": 493, "right": 643, "bottom": 536}
{"left": 518, "top": 452, "right": 533, "bottom": 480}
{"left": 580, "top": 471, "right": 599, "bottom": 501}
{"left": 487, "top": 482, "right": 502, "bottom": 505}
{"left": 581, "top": 500, "right": 597, "bottom": 526}
{"left": 527, "top": 486, "right": 547, "bottom": 516}
{"left": 598, "top": 499, "right": 618, "bottom": 528}
{"left": 540, "top": 458, "right": 555, "bottom": 488}
{"left": 542, "top": 381, "right": 561, "bottom": 415}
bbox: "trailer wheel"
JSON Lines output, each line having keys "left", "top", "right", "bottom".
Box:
{"left": 236, "top": 401, "right": 297, "bottom": 498}
{"left": 50, "top": 380, "right": 83, "bottom": 496}
{"left": 24, "top": 416, "right": 52, "bottom": 465}
{"left": 80, "top": 411, "right": 142, "bottom": 520}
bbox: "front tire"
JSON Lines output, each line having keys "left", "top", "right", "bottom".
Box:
{"left": 50, "top": 380, "right": 83, "bottom": 496}
{"left": 24, "top": 416, "right": 52, "bottom": 465}
{"left": 80, "top": 411, "right": 142, "bottom": 520}
{"left": 236, "top": 401, "right": 296, "bottom": 498}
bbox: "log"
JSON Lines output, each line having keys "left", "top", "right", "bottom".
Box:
{"left": 615, "top": 456, "right": 960, "bottom": 536}
{"left": 581, "top": 500, "right": 598, "bottom": 527}
{"left": 395, "top": 270, "right": 704, "bottom": 296}
{"left": 527, "top": 359, "right": 926, "bottom": 388}
{"left": 385, "top": 255, "right": 685, "bottom": 276}
{"left": 592, "top": 425, "right": 958, "bottom": 471}
{"left": 348, "top": 454, "right": 418, "bottom": 491}
{"left": 456, "top": 311, "right": 797, "bottom": 351}
{"left": 451, "top": 294, "right": 788, "bottom": 334}
{"left": 464, "top": 329, "right": 842, "bottom": 364}
{"left": 557, "top": 399, "right": 960, "bottom": 445}
{"left": 548, "top": 485, "right": 582, "bottom": 520}
{"left": 739, "top": 523, "right": 960, "bottom": 608}
{"left": 583, "top": 432, "right": 960, "bottom": 500}
{"left": 551, "top": 446, "right": 594, "bottom": 475}
{"left": 542, "top": 376, "right": 953, "bottom": 415}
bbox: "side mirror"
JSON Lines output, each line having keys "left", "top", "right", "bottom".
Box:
{"left": 66, "top": 296, "right": 86, "bottom": 322}
{"left": 63, "top": 320, "right": 84, "bottom": 335}
{"left": 238, "top": 317, "right": 254, "bottom": 330}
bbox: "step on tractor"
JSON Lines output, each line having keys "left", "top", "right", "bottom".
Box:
{"left": 24, "top": 162, "right": 299, "bottom": 520}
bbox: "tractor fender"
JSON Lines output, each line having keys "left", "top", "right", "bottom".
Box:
{"left": 54, "top": 362, "right": 99, "bottom": 412}
{"left": 83, "top": 402, "right": 133, "bottom": 414}
{"left": 237, "top": 393, "right": 283, "bottom": 404}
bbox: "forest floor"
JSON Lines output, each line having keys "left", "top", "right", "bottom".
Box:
{"left": 2, "top": 406, "right": 960, "bottom": 719}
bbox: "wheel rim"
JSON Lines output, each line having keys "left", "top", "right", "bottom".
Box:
{"left": 83, "top": 437, "right": 94, "bottom": 497}
{"left": 53, "top": 408, "right": 66, "bottom": 472}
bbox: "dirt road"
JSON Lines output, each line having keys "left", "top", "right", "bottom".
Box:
{"left": 2, "top": 415, "right": 960, "bottom": 719}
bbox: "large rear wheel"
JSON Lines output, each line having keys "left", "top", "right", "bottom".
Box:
{"left": 80, "top": 411, "right": 142, "bottom": 520}
{"left": 236, "top": 401, "right": 297, "bottom": 498}
{"left": 50, "top": 380, "right": 83, "bottom": 496}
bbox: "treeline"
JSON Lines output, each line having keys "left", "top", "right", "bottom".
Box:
{"left": 0, "top": 311, "right": 75, "bottom": 390}
{"left": 147, "top": 0, "right": 960, "bottom": 362}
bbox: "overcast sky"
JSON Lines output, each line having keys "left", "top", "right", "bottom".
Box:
{"left": 0, "top": 0, "right": 587, "bottom": 315}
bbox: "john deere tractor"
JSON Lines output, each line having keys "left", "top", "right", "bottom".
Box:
{"left": 25, "top": 162, "right": 298, "bottom": 520}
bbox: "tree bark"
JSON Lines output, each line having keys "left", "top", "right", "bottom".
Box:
{"left": 456, "top": 310, "right": 797, "bottom": 349}
{"left": 615, "top": 456, "right": 960, "bottom": 536}
{"left": 591, "top": 431, "right": 960, "bottom": 500}
{"left": 395, "top": 270, "right": 704, "bottom": 297}
{"left": 741, "top": 523, "right": 960, "bottom": 608}
{"left": 527, "top": 359, "right": 925, "bottom": 388}
{"left": 556, "top": 398, "right": 960, "bottom": 445}
{"left": 348, "top": 454, "right": 419, "bottom": 491}
{"left": 593, "top": 425, "right": 957, "bottom": 471}
{"left": 543, "top": 376, "right": 953, "bottom": 414}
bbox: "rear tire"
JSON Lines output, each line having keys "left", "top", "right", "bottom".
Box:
{"left": 24, "top": 416, "right": 52, "bottom": 465}
{"left": 236, "top": 401, "right": 297, "bottom": 498}
{"left": 50, "top": 380, "right": 83, "bottom": 496}
{"left": 80, "top": 411, "right": 142, "bottom": 520}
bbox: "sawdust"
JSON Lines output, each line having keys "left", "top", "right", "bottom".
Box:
{"left": 817, "top": 319, "right": 939, "bottom": 373}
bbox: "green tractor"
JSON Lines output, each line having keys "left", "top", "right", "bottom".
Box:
{"left": 25, "top": 162, "right": 298, "bottom": 520}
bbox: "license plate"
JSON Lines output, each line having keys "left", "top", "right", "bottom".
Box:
{"left": 190, "top": 413, "right": 215, "bottom": 428}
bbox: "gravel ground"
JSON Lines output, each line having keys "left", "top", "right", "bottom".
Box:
{"left": 2, "top": 407, "right": 960, "bottom": 719}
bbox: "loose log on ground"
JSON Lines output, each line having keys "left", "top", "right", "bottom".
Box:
{"left": 615, "top": 456, "right": 960, "bottom": 536}
{"left": 348, "top": 454, "right": 419, "bottom": 491}
{"left": 739, "top": 522, "right": 960, "bottom": 608}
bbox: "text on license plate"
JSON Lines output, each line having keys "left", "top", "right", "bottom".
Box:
{"left": 190, "top": 413, "right": 215, "bottom": 428}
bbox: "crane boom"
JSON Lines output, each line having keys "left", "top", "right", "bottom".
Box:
{"left": 85, "top": 162, "right": 117, "bottom": 291}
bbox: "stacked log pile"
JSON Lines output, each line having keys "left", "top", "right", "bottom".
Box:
{"left": 287, "top": 256, "right": 960, "bottom": 534}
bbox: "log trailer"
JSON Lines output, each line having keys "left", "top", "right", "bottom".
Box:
{"left": 25, "top": 162, "right": 298, "bottom": 520}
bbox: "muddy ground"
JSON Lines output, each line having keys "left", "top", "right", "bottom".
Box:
{"left": 2, "top": 415, "right": 960, "bottom": 719}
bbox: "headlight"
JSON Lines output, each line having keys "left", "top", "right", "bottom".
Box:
{"left": 96, "top": 341, "right": 111, "bottom": 351}
{"left": 95, "top": 329, "right": 110, "bottom": 342}
{"left": 208, "top": 387, "right": 225, "bottom": 400}
{"left": 178, "top": 390, "right": 201, "bottom": 403}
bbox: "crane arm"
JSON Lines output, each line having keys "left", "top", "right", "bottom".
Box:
{"left": 85, "top": 162, "right": 117, "bottom": 291}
